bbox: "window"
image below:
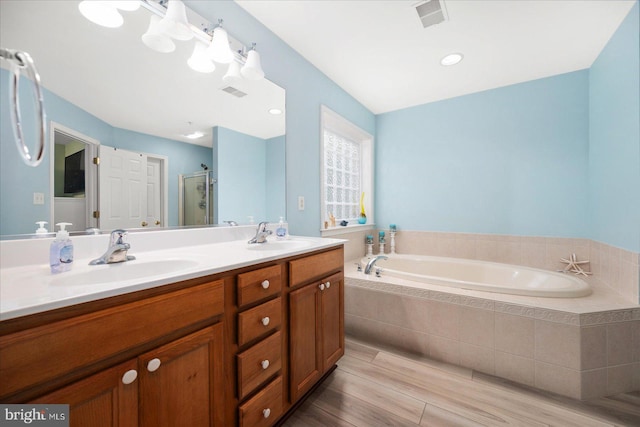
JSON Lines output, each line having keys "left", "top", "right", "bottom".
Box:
{"left": 321, "top": 106, "right": 373, "bottom": 233}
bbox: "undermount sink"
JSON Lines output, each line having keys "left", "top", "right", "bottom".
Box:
{"left": 50, "top": 259, "right": 199, "bottom": 287}
{"left": 246, "top": 239, "right": 312, "bottom": 252}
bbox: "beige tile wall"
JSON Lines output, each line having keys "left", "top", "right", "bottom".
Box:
{"left": 344, "top": 282, "right": 640, "bottom": 400}
{"left": 336, "top": 230, "right": 639, "bottom": 304}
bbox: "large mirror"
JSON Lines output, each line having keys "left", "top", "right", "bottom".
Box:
{"left": 0, "top": 0, "right": 286, "bottom": 237}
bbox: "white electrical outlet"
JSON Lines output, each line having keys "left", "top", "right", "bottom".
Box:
{"left": 33, "top": 192, "right": 45, "bottom": 205}
{"left": 297, "top": 196, "right": 305, "bottom": 211}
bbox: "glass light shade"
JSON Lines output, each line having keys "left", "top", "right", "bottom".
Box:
{"left": 188, "top": 41, "right": 216, "bottom": 73}
{"left": 222, "top": 61, "right": 242, "bottom": 85}
{"left": 142, "top": 15, "right": 176, "bottom": 53}
{"left": 207, "top": 26, "right": 234, "bottom": 64}
{"left": 112, "top": 1, "right": 140, "bottom": 11}
{"left": 241, "top": 49, "right": 265, "bottom": 80}
{"left": 78, "top": 1, "right": 124, "bottom": 28}
{"left": 158, "top": 0, "right": 193, "bottom": 41}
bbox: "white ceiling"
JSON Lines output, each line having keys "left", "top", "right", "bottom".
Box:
{"left": 236, "top": 0, "right": 636, "bottom": 114}
{"left": 0, "top": 0, "right": 285, "bottom": 147}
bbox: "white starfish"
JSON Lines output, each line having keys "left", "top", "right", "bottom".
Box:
{"left": 560, "top": 253, "right": 592, "bottom": 276}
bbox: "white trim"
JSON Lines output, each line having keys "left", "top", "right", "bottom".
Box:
{"left": 320, "top": 105, "right": 374, "bottom": 230}
{"left": 321, "top": 223, "right": 374, "bottom": 237}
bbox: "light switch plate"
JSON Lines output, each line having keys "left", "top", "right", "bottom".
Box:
{"left": 297, "top": 196, "right": 305, "bottom": 211}
{"left": 33, "top": 192, "right": 45, "bottom": 205}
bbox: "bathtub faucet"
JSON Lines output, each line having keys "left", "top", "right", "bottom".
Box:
{"left": 364, "top": 255, "right": 388, "bottom": 274}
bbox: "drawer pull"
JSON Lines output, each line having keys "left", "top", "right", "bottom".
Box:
{"left": 121, "top": 369, "right": 138, "bottom": 385}
{"left": 261, "top": 280, "right": 270, "bottom": 289}
{"left": 319, "top": 283, "right": 325, "bottom": 291}
{"left": 147, "top": 358, "right": 161, "bottom": 372}
{"left": 261, "top": 359, "right": 270, "bottom": 370}
{"left": 263, "top": 408, "right": 271, "bottom": 419}
{"left": 261, "top": 316, "right": 270, "bottom": 326}
{"left": 325, "top": 281, "right": 331, "bottom": 289}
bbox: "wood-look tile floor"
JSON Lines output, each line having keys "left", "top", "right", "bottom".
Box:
{"left": 282, "top": 337, "right": 640, "bottom": 427}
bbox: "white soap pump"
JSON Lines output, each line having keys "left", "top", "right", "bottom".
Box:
{"left": 50, "top": 222, "right": 74, "bottom": 274}
{"left": 35, "top": 221, "right": 48, "bottom": 235}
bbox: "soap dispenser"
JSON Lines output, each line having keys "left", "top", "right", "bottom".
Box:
{"left": 50, "top": 222, "right": 73, "bottom": 274}
{"left": 35, "top": 221, "right": 48, "bottom": 235}
{"left": 276, "top": 217, "right": 288, "bottom": 240}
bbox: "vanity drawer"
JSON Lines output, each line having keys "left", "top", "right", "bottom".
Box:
{"left": 237, "top": 265, "right": 282, "bottom": 308}
{"left": 238, "top": 297, "right": 282, "bottom": 347}
{"left": 238, "top": 376, "right": 283, "bottom": 427}
{"left": 0, "top": 280, "right": 224, "bottom": 400}
{"left": 289, "top": 247, "right": 343, "bottom": 287}
{"left": 237, "top": 331, "right": 281, "bottom": 400}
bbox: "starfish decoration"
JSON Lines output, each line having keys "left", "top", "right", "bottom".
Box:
{"left": 560, "top": 253, "right": 592, "bottom": 276}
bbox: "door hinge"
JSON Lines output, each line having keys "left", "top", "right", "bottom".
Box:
{"left": 93, "top": 157, "right": 100, "bottom": 165}
{"left": 93, "top": 211, "right": 100, "bottom": 219}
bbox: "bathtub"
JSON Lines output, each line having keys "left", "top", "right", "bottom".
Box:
{"left": 362, "top": 254, "right": 591, "bottom": 298}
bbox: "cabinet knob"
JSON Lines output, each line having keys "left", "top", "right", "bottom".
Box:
{"left": 325, "top": 281, "right": 331, "bottom": 289}
{"left": 261, "top": 359, "right": 270, "bottom": 370}
{"left": 147, "top": 358, "right": 161, "bottom": 372}
{"left": 319, "top": 283, "right": 325, "bottom": 291}
{"left": 121, "top": 369, "right": 138, "bottom": 385}
{"left": 263, "top": 408, "right": 271, "bottom": 419}
{"left": 261, "top": 316, "right": 270, "bottom": 326}
{"left": 261, "top": 280, "right": 270, "bottom": 289}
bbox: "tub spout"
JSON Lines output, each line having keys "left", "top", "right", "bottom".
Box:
{"left": 364, "top": 255, "right": 388, "bottom": 274}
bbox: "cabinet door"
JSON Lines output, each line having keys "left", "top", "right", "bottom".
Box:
{"left": 30, "top": 360, "right": 138, "bottom": 427}
{"left": 320, "top": 275, "right": 344, "bottom": 369}
{"left": 138, "top": 324, "right": 224, "bottom": 427}
{"left": 289, "top": 283, "right": 321, "bottom": 402}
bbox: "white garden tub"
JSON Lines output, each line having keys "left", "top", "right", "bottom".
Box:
{"left": 362, "top": 254, "right": 591, "bottom": 298}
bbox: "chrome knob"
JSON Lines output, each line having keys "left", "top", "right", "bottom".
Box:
{"left": 261, "top": 360, "right": 270, "bottom": 370}
{"left": 319, "top": 283, "right": 325, "bottom": 291}
{"left": 261, "top": 280, "right": 270, "bottom": 289}
{"left": 263, "top": 408, "right": 271, "bottom": 419}
{"left": 261, "top": 316, "right": 270, "bottom": 326}
{"left": 325, "top": 281, "right": 331, "bottom": 289}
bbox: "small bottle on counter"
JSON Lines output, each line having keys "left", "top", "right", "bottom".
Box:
{"left": 50, "top": 222, "right": 73, "bottom": 274}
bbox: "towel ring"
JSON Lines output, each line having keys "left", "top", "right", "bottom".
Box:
{"left": 1, "top": 48, "right": 46, "bottom": 167}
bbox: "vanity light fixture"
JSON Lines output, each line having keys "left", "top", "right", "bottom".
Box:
{"left": 440, "top": 52, "right": 463, "bottom": 66}
{"left": 80, "top": 0, "right": 267, "bottom": 83}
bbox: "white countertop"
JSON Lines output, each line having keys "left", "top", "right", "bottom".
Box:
{"left": 1, "top": 231, "right": 344, "bottom": 321}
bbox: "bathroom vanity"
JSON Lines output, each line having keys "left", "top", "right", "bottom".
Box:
{"left": 0, "top": 229, "right": 344, "bottom": 427}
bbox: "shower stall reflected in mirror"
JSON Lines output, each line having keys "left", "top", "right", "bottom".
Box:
{"left": 179, "top": 171, "right": 215, "bottom": 226}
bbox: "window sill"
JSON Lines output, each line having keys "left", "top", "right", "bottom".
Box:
{"left": 320, "top": 223, "right": 375, "bottom": 237}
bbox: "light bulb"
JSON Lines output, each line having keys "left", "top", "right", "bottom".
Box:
{"left": 78, "top": 0, "right": 124, "bottom": 28}
{"left": 207, "top": 26, "right": 234, "bottom": 64}
{"left": 241, "top": 48, "right": 264, "bottom": 80}
{"left": 188, "top": 41, "right": 216, "bottom": 73}
{"left": 142, "top": 15, "right": 176, "bottom": 53}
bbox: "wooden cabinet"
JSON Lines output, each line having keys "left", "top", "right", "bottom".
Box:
{"left": 289, "top": 271, "right": 344, "bottom": 402}
{"left": 30, "top": 324, "right": 224, "bottom": 427}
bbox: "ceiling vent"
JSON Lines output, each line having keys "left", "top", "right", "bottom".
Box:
{"left": 220, "top": 86, "right": 247, "bottom": 98}
{"left": 415, "top": 0, "right": 448, "bottom": 29}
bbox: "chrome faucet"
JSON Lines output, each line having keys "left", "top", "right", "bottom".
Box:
{"left": 364, "top": 255, "right": 388, "bottom": 274}
{"left": 89, "top": 229, "right": 136, "bottom": 265}
{"left": 223, "top": 220, "right": 238, "bottom": 226}
{"left": 248, "top": 221, "right": 272, "bottom": 244}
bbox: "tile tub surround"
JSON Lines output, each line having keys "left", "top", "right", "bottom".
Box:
{"left": 338, "top": 230, "right": 639, "bottom": 304}
{"left": 344, "top": 271, "right": 640, "bottom": 400}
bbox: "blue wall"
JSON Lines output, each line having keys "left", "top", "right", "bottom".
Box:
{"left": 0, "top": 76, "right": 211, "bottom": 234}
{"left": 375, "top": 71, "right": 590, "bottom": 237}
{"left": 588, "top": 2, "right": 640, "bottom": 252}
{"left": 266, "top": 135, "right": 287, "bottom": 221}
{"left": 187, "top": 1, "right": 376, "bottom": 236}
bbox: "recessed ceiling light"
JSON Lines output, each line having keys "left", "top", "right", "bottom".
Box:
{"left": 184, "top": 131, "right": 205, "bottom": 139}
{"left": 268, "top": 108, "right": 282, "bottom": 115}
{"left": 440, "top": 53, "right": 463, "bottom": 66}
